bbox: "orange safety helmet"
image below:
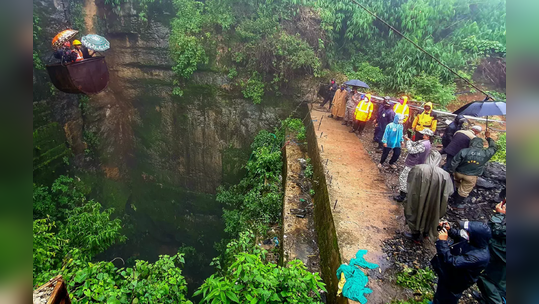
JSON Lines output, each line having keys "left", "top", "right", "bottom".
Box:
{"left": 63, "top": 41, "right": 71, "bottom": 47}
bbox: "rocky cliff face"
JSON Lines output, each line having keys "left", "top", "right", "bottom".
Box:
{"left": 33, "top": 0, "right": 315, "bottom": 198}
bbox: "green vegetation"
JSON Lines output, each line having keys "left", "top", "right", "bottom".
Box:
{"left": 241, "top": 72, "right": 265, "bottom": 104}
{"left": 491, "top": 133, "right": 506, "bottom": 164}
{"left": 390, "top": 266, "right": 436, "bottom": 303}
{"left": 33, "top": 119, "right": 324, "bottom": 302}
{"left": 202, "top": 119, "right": 325, "bottom": 302}
{"left": 33, "top": 13, "right": 45, "bottom": 70}
{"left": 304, "top": 158, "right": 313, "bottom": 179}
{"left": 196, "top": 252, "right": 325, "bottom": 303}
{"left": 33, "top": 176, "right": 193, "bottom": 303}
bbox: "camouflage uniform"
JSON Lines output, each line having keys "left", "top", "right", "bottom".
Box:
{"left": 345, "top": 92, "right": 362, "bottom": 124}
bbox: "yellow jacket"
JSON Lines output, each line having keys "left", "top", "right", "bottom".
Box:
{"left": 412, "top": 102, "right": 438, "bottom": 132}
{"left": 354, "top": 97, "right": 374, "bottom": 122}
{"left": 393, "top": 96, "right": 410, "bottom": 123}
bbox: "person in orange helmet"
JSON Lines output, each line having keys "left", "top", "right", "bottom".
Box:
{"left": 72, "top": 40, "right": 84, "bottom": 62}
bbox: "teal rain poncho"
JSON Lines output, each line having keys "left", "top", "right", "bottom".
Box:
{"left": 381, "top": 114, "right": 404, "bottom": 148}
{"left": 336, "top": 250, "right": 379, "bottom": 303}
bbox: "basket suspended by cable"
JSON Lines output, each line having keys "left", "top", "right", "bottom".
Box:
{"left": 46, "top": 56, "right": 110, "bottom": 94}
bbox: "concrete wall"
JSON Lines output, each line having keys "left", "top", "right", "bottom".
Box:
{"left": 305, "top": 114, "right": 346, "bottom": 304}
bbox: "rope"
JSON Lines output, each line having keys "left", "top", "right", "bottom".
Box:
{"left": 347, "top": 0, "right": 495, "bottom": 101}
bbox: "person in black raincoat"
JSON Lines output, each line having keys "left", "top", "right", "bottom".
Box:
{"left": 373, "top": 97, "right": 395, "bottom": 149}
{"left": 431, "top": 221, "right": 492, "bottom": 304}
{"left": 442, "top": 114, "right": 467, "bottom": 148}
{"left": 321, "top": 79, "right": 338, "bottom": 109}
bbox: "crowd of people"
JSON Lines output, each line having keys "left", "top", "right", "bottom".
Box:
{"left": 321, "top": 80, "right": 505, "bottom": 304}
{"left": 53, "top": 40, "right": 95, "bottom": 64}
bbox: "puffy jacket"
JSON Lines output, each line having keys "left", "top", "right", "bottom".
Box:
{"left": 382, "top": 115, "right": 404, "bottom": 149}
{"left": 354, "top": 97, "right": 374, "bottom": 122}
{"left": 393, "top": 96, "right": 410, "bottom": 123}
{"left": 442, "top": 114, "right": 466, "bottom": 148}
{"left": 431, "top": 221, "right": 492, "bottom": 291}
{"left": 450, "top": 137, "right": 498, "bottom": 176}
{"left": 443, "top": 130, "right": 475, "bottom": 156}
{"left": 412, "top": 102, "right": 438, "bottom": 132}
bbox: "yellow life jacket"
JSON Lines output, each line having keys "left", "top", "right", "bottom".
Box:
{"left": 354, "top": 99, "right": 373, "bottom": 122}
{"left": 412, "top": 102, "right": 438, "bottom": 132}
{"left": 393, "top": 96, "right": 410, "bottom": 122}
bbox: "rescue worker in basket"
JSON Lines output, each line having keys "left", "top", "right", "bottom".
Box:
{"left": 412, "top": 102, "right": 438, "bottom": 141}
{"left": 72, "top": 40, "right": 84, "bottom": 62}
{"left": 394, "top": 96, "right": 410, "bottom": 123}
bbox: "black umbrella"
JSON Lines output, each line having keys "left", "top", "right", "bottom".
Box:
{"left": 453, "top": 101, "right": 506, "bottom": 129}
{"left": 344, "top": 79, "right": 370, "bottom": 89}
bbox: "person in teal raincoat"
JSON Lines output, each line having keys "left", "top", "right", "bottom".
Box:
{"left": 379, "top": 114, "right": 404, "bottom": 169}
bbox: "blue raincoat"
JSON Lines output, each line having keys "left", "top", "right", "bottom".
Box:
{"left": 381, "top": 115, "right": 404, "bottom": 148}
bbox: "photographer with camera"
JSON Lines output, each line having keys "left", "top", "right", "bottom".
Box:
{"left": 430, "top": 220, "right": 492, "bottom": 304}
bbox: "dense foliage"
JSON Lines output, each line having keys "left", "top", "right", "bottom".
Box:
{"left": 490, "top": 133, "right": 506, "bottom": 164}
{"left": 196, "top": 252, "right": 325, "bottom": 303}
{"left": 33, "top": 120, "right": 323, "bottom": 303}
{"left": 217, "top": 118, "right": 305, "bottom": 236}
{"left": 33, "top": 176, "right": 192, "bottom": 303}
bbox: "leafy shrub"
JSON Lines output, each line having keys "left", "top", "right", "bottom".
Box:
{"left": 241, "top": 71, "right": 265, "bottom": 104}
{"left": 409, "top": 73, "right": 456, "bottom": 108}
{"left": 194, "top": 252, "right": 325, "bottom": 303}
{"left": 281, "top": 117, "right": 306, "bottom": 141}
{"left": 33, "top": 175, "right": 90, "bottom": 220}
{"left": 490, "top": 133, "right": 506, "bottom": 164}
{"left": 35, "top": 251, "right": 192, "bottom": 303}
{"left": 169, "top": 0, "right": 209, "bottom": 95}
{"left": 59, "top": 202, "right": 126, "bottom": 258}
{"left": 237, "top": 17, "right": 279, "bottom": 42}
{"left": 304, "top": 158, "right": 313, "bottom": 178}
{"left": 396, "top": 267, "right": 436, "bottom": 301}
{"left": 461, "top": 35, "right": 506, "bottom": 57}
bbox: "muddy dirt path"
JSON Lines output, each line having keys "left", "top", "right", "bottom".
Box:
{"left": 310, "top": 107, "right": 407, "bottom": 303}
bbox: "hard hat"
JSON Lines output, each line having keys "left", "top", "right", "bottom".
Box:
{"left": 73, "top": 40, "right": 82, "bottom": 45}
{"left": 64, "top": 41, "right": 71, "bottom": 47}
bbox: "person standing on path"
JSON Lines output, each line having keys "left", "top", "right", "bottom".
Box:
{"left": 329, "top": 84, "right": 347, "bottom": 119}
{"left": 474, "top": 193, "right": 506, "bottom": 304}
{"left": 342, "top": 87, "right": 362, "bottom": 127}
{"left": 412, "top": 102, "right": 438, "bottom": 141}
{"left": 442, "top": 125, "right": 481, "bottom": 171}
{"left": 393, "top": 129, "right": 433, "bottom": 202}
{"left": 402, "top": 150, "right": 454, "bottom": 244}
{"left": 350, "top": 93, "right": 374, "bottom": 135}
{"left": 373, "top": 97, "right": 396, "bottom": 149}
{"left": 442, "top": 114, "right": 467, "bottom": 148}
{"left": 431, "top": 221, "right": 492, "bottom": 304}
{"left": 321, "top": 79, "right": 338, "bottom": 109}
{"left": 393, "top": 96, "right": 410, "bottom": 123}
{"left": 449, "top": 132, "right": 498, "bottom": 209}
{"left": 379, "top": 114, "right": 404, "bottom": 169}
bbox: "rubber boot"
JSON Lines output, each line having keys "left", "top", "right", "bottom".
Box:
{"left": 402, "top": 232, "right": 422, "bottom": 244}
{"left": 452, "top": 192, "right": 466, "bottom": 210}
{"left": 393, "top": 191, "right": 407, "bottom": 202}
